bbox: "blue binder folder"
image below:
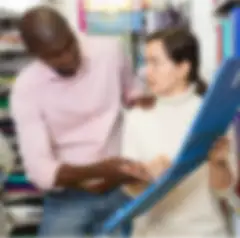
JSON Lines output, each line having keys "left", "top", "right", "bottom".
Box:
{"left": 232, "top": 8, "right": 240, "bottom": 58}
{"left": 102, "top": 58, "right": 240, "bottom": 233}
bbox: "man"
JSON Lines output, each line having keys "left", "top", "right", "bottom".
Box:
{"left": 11, "top": 7, "right": 151, "bottom": 237}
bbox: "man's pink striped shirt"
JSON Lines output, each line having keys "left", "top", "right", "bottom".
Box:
{"left": 11, "top": 36, "right": 140, "bottom": 190}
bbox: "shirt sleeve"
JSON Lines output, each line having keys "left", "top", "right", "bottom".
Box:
{"left": 228, "top": 125, "right": 238, "bottom": 186}
{"left": 10, "top": 84, "right": 61, "bottom": 191}
{"left": 224, "top": 126, "right": 240, "bottom": 210}
{"left": 213, "top": 126, "right": 239, "bottom": 201}
{"left": 118, "top": 41, "right": 144, "bottom": 106}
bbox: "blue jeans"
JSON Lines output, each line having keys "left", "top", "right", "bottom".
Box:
{"left": 38, "top": 189, "right": 132, "bottom": 237}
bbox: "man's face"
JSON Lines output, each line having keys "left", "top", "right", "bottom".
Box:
{"left": 39, "top": 33, "right": 81, "bottom": 77}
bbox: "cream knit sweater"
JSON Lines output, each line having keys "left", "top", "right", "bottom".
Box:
{"left": 122, "top": 86, "right": 232, "bottom": 237}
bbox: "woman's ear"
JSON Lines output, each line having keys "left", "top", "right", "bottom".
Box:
{"left": 179, "top": 61, "right": 191, "bottom": 79}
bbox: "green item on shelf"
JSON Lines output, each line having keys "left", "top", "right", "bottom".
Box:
{"left": 0, "top": 98, "right": 8, "bottom": 109}
{"left": 0, "top": 77, "right": 15, "bottom": 88}
{"left": 7, "top": 175, "right": 28, "bottom": 184}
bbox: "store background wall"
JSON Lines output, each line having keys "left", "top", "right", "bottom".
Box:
{"left": 48, "top": 0, "right": 218, "bottom": 82}
{"left": 0, "top": 0, "right": 41, "bottom": 13}
{"left": 190, "top": 0, "right": 217, "bottom": 82}
{"left": 45, "top": 0, "right": 79, "bottom": 32}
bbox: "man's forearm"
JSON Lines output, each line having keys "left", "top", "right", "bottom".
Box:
{"left": 54, "top": 163, "right": 100, "bottom": 188}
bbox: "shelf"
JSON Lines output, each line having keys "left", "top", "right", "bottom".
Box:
{"left": 10, "top": 224, "right": 38, "bottom": 237}
{"left": 5, "top": 196, "right": 43, "bottom": 206}
{"left": 4, "top": 192, "right": 43, "bottom": 204}
{"left": 0, "top": 8, "right": 41, "bottom": 237}
{"left": 0, "top": 44, "right": 25, "bottom": 54}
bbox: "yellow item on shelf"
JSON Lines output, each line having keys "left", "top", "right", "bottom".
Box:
{"left": 0, "top": 77, "right": 15, "bottom": 86}
{"left": 86, "top": 0, "right": 132, "bottom": 12}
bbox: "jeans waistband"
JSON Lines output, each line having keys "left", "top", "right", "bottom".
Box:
{"left": 47, "top": 187, "right": 122, "bottom": 198}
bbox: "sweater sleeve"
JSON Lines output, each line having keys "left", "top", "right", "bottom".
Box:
{"left": 121, "top": 110, "right": 148, "bottom": 197}
{"left": 121, "top": 110, "right": 142, "bottom": 161}
{"left": 212, "top": 126, "right": 240, "bottom": 206}
{"left": 225, "top": 126, "right": 240, "bottom": 211}
{"left": 10, "top": 78, "right": 61, "bottom": 191}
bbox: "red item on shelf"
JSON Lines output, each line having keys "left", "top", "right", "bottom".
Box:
{"left": 216, "top": 24, "right": 223, "bottom": 63}
{"left": 78, "top": 0, "right": 87, "bottom": 32}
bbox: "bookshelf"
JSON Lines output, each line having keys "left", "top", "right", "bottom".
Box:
{"left": 0, "top": 8, "right": 43, "bottom": 237}
{"left": 78, "top": 0, "right": 190, "bottom": 78}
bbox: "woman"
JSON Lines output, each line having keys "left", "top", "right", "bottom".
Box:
{"left": 122, "top": 28, "right": 236, "bottom": 237}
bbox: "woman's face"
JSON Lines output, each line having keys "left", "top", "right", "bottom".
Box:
{"left": 145, "top": 39, "right": 188, "bottom": 96}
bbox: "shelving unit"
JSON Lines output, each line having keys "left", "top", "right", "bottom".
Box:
{"left": 0, "top": 8, "right": 43, "bottom": 237}
{"left": 79, "top": 0, "right": 190, "bottom": 76}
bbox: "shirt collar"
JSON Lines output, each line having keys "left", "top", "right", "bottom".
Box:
{"left": 36, "top": 33, "right": 89, "bottom": 82}
{"left": 156, "top": 84, "right": 196, "bottom": 106}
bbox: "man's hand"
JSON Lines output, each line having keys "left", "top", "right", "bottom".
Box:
{"left": 146, "top": 156, "right": 171, "bottom": 179}
{"left": 80, "top": 178, "right": 124, "bottom": 194}
{"left": 95, "top": 157, "right": 153, "bottom": 182}
{"left": 80, "top": 157, "right": 153, "bottom": 193}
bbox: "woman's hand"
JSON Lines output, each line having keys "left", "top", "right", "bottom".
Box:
{"left": 123, "top": 156, "right": 171, "bottom": 197}
{"left": 146, "top": 156, "right": 171, "bottom": 179}
{"left": 208, "top": 136, "right": 233, "bottom": 190}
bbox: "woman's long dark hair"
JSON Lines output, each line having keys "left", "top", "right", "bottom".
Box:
{"left": 146, "top": 27, "right": 207, "bottom": 96}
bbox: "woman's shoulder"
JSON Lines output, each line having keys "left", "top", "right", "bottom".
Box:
{"left": 124, "top": 106, "right": 151, "bottom": 122}
{"left": 124, "top": 101, "right": 158, "bottom": 128}
{"left": 124, "top": 93, "right": 203, "bottom": 120}
{"left": 190, "top": 94, "right": 203, "bottom": 106}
